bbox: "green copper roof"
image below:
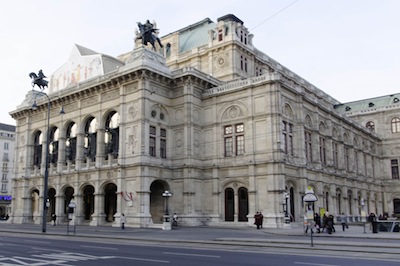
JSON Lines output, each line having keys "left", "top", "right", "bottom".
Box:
{"left": 178, "top": 18, "right": 216, "bottom": 53}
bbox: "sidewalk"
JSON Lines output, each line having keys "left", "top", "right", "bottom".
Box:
{"left": 1, "top": 221, "right": 399, "bottom": 241}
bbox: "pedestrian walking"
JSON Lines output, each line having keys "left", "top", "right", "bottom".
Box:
{"left": 314, "top": 213, "right": 321, "bottom": 233}
{"left": 339, "top": 213, "right": 348, "bottom": 231}
{"left": 120, "top": 213, "right": 127, "bottom": 229}
{"left": 254, "top": 212, "right": 261, "bottom": 229}
{"left": 259, "top": 212, "right": 264, "bottom": 228}
{"left": 173, "top": 213, "right": 178, "bottom": 226}
{"left": 51, "top": 213, "right": 57, "bottom": 226}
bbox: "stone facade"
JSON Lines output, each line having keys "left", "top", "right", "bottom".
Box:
{"left": 9, "top": 14, "right": 400, "bottom": 228}
{"left": 0, "top": 123, "right": 15, "bottom": 218}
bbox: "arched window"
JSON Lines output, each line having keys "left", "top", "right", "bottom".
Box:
{"left": 49, "top": 127, "right": 59, "bottom": 164}
{"left": 105, "top": 112, "right": 120, "bottom": 159}
{"left": 65, "top": 123, "right": 77, "bottom": 164}
{"left": 33, "top": 131, "right": 43, "bottom": 168}
{"left": 84, "top": 117, "right": 97, "bottom": 162}
{"left": 391, "top": 117, "right": 400, "bottom": 133}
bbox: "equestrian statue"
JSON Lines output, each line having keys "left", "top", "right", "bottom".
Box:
{"left": 136, "top": 19, "right": 163, "bottom": 50}
{"left": 29, "top": 69, "right": 48, "bottom": 90}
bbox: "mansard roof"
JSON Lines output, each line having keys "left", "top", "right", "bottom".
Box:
{"left": 334, "top": 93, "right": 400, "bottom": 113}
{"left": 179, "top": 20, "right": 216, "bottom": 53}
{"left": 0, "top": 123, "right": 15, "bottom": 132}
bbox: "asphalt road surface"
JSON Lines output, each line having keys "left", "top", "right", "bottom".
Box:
{"left": 0, "top": 234, "right": 399, "bottom": 266}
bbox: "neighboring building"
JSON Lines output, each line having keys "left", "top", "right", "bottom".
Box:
{"left": 0, "top": 123, "right": 15, "bottom": 218}
{"left": 8, "top": 14, "right": 400, "bottom": 228}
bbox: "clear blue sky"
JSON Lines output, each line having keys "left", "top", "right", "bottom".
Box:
{"left": 1, "top": 0, "right": 400, "bottom": 125}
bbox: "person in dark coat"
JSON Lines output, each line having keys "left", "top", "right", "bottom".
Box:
{"left": 254, "top": 212, "right": 261, "bottom": 229}
{"left": 314, "top": 213, "right": 321, "bottom": 233}
{"left": 51, "top": 213, "right": 57, "bottom": 226}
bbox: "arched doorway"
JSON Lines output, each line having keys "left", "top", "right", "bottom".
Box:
{"left": 394, "top": 198, "right": 400, "bottom": 217}
{"left": 238, "top": 187, "right": 248, "bottom": 222}
{"left": 104, "top": 183, "right": 117, "bottom": 222}
{"left": 150, "top": 180, "right": 168, "bottom": 224}
{"left": 224, "top": 188, "right": 234, "bottom": 221}
{"left": 64, "top": 187, "right": 74, "bottom": 215}
{"left": 48, "top": 188, "right": 56, "bottom": 222}
{"left": 290, "top": 187, "right": 295, "bottom": 221}
{"left": 31, "top": 189, "right": 40, "bottom": 221}
{"left": 83, "top": 185, "right": 95, "bottom": 221}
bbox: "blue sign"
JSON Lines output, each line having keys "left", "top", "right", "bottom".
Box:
{"left": 0, "top": 195, "right": 12, "bottom": 201}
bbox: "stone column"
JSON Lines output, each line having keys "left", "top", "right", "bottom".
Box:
{"left": 73, "top": 194, "right": 83, "bottom": 224}
{"left": 57, "top": 136, "right": 66, "bottom": 173}
{"left": 96, "top": 128, "right": 105, "bottom": 167}
{"left": 90, "top": 192, "right": 105, "bottom": 226}
{"left": 75, "top": 133, "right": 85, "bottom": 170}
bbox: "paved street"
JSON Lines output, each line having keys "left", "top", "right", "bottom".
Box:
{"left": 1, "top": 221, "right": 400, "bottom": 263}
{"left": 1, "top": 233, "right": 400, "bottom": 266}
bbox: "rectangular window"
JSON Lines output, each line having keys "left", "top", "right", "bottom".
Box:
{"left": 391, "top": 159, "right": 399, "bottom": 179}
{"left": 149, "top": 137, "right": 156, "bottom": 157}
{"left": 371, "top": 157, "right": 375, "bottom": 178}
{"left": 319, "top": 137, "right": 326, "bottom": 165}
{"left": 149, "top": 126, "right": 156, "bottom": 135}
{"left": 225, "top": 137, "right": 233, "bottom": 157}
{"left": 236, "top": 135, "right": 244, "bottom": 155}
{"left": 305, "top": 131, "right": 312, "bottom": 162}
{"left": 149, "top": 126, "right": 156, "bottom": 157}
{"left": 4, "top": 142, "right": 9, "bottom": 150}
{"left": 355, "top": 151, "right": 359, "bottom": 174}
{"left": 2, "top": 173, "right": 6, "bottom": 181}
{"left": 344, "top": 147, "right": 349, "bottom": 171}
{"left": 224, "top": 124, "right": 244, "bottom": 157}
{"left": 364, "top": 154, "right": 367, "bottom": 175}
{"left": 160, "top": 128, "right": 166, "bottom": 159}
{"left": 282, "top": 121, "right": 293, "bottom": 155}
{"left": 1, "top": 184, "right": 6, "bottom": 192}
{"left": 332, "top": 142, "right": 338, "bottom": 168}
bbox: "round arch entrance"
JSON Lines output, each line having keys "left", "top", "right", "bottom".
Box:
{"left": 64, "top": 187, "right": 74, "bottom": 216}
{"left": 48, "top": 188, "right": 56, "bottom": 221}
{"left": 150, "top": 180, "right": 169, "bottom": 224}
{"left": 83, "top": 185, "right": 95, "bottom": 221}
{"left": 30, "top": 189, "right": 40, "bottom": 221}
{"left": 104, "top": 183, "right": 117, "bottom": 222}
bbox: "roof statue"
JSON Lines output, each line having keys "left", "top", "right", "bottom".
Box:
{"left": 29, "top": 69, "right": 48, "bottom": 90}
{"left": 136, "top": 19, "right": 163, "bottom": 50}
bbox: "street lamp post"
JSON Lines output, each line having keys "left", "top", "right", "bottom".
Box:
{"left": 361, "top": 198, "right": 366, "bottom": 233}
{"left": 162, "top": 190, "right": 172, "bottom": 230}
{"left": 303, "top": 186, "right": 318, "bottom": 247}
{"left": 32, "top": 91, "right": 51, "bottom": 233}
{"left": 30, "top": 71, "right": 51, "bottom": 233}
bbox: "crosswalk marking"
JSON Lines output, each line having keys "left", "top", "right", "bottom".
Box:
{"left": 0, "top": 252, "right": 115, "bottom": 266}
